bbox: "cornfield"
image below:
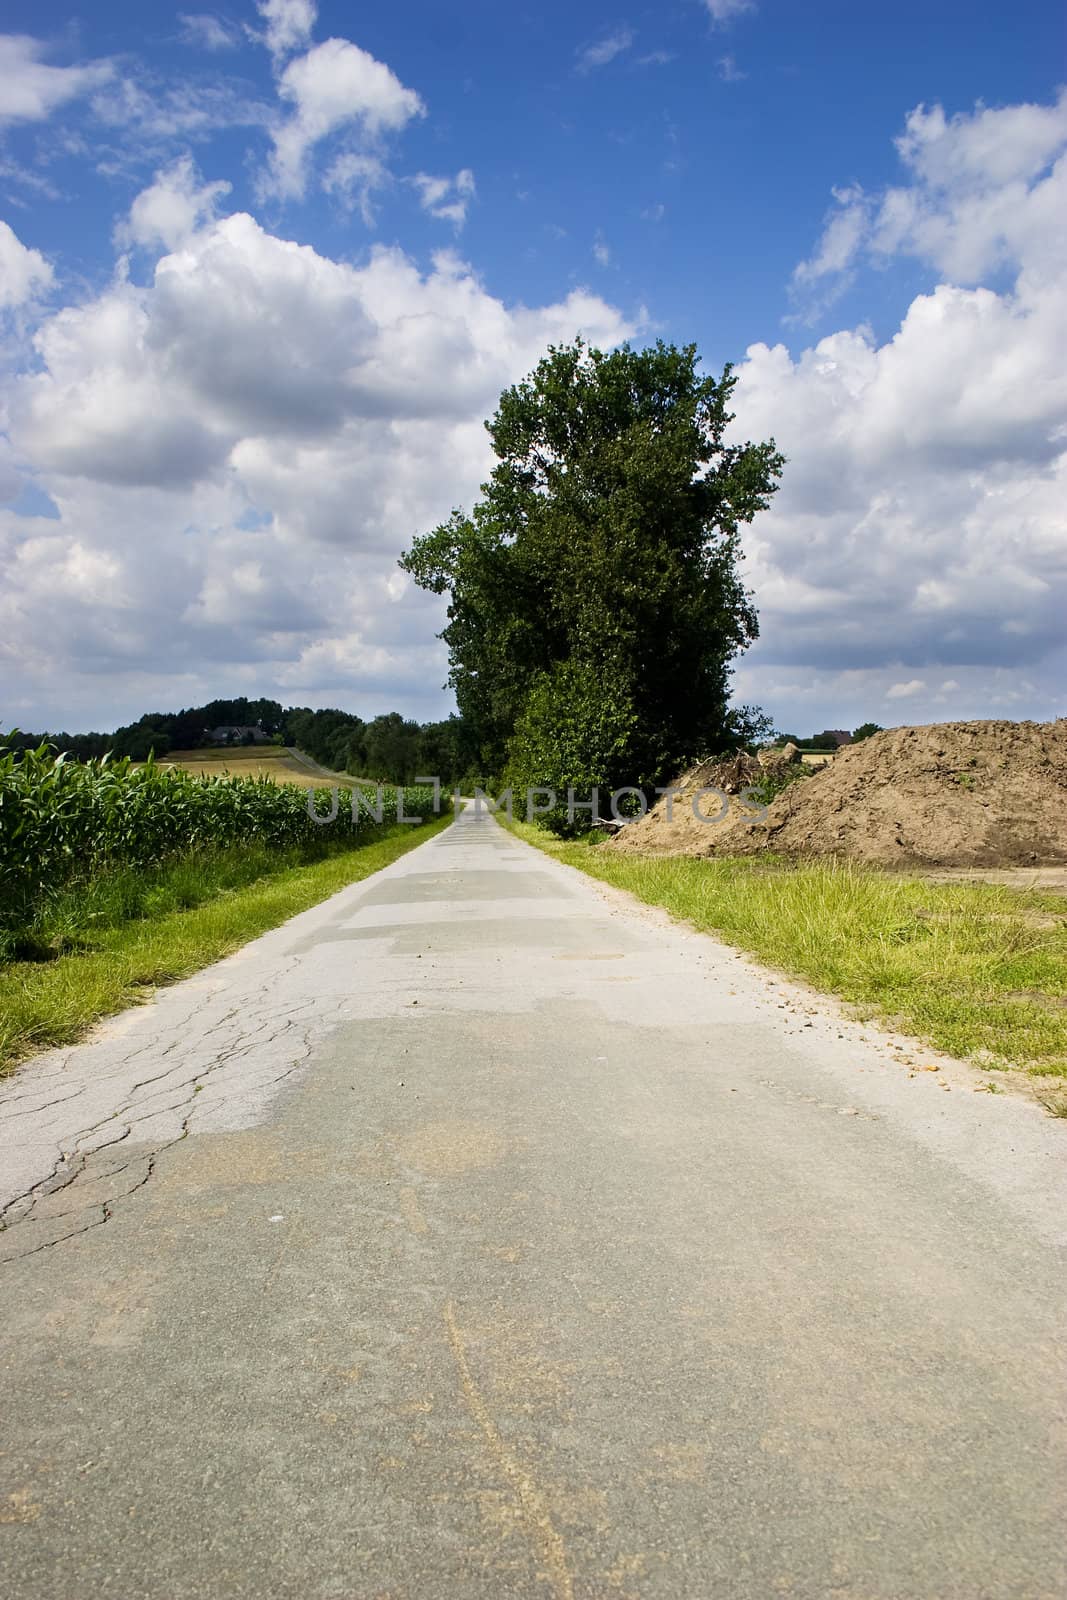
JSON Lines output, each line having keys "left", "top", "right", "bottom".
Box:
{"left": 0, "top": 740, "right": 437, "bottom": 944}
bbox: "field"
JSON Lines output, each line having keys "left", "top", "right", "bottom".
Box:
{"left": 150, "top": 745, "right": 354, "bottom": 789}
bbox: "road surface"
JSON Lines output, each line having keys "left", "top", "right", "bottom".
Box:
{"left": 1, "top": 805, "right": 1064, "bottom": 1598}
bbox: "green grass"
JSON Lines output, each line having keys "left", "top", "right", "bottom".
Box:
{"left": 0, "top": 817, "right": 450, "bottom": 1074}
{"left": 502, "top": 819, "right": 1067, "bottom": 1080}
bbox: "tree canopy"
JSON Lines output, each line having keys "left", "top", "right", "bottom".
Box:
{"left": 401, "top": 338, "right": 783, "bottom": 822}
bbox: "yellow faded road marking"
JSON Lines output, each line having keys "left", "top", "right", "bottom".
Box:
{"left": 399, "top": 1186, "right": 429, "bottom": 1236}
{"left": 443, "top": 1301, "right": 574, "bottom": 1600}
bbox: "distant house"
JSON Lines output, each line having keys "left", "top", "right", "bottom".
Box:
{"left": 208, "top": 725, "right": 270, "bottom": 746}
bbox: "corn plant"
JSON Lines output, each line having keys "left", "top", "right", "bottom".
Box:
{"left": 0, "top": 737, "right": 437, "bottom": 951}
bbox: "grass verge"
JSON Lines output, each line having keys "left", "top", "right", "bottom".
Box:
{"left": 501, "top": 818, "right": 1067, "bottom": 1082}
{"left": 0, "top": 817, "right": 449, "bottom": 1075}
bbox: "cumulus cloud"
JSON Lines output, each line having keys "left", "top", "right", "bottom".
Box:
{"left": 412, "top": 169, "right": 476, "bottom": 229}
{"left": 872, "top": 94, "right": 1067, "bottom": 289}
{"left": 115, "top": 157, "right": 232, "bottom": 252}
{"left": 0, "top": 220, "right": 53, "bottom": 309}
{"left": 732, "top": 93, "right": 1067, "bottom": 729}
{"left": 256, "top": 0, "right": 317, "bottom": 62}
{"left": 265, "top": 37, "right": 425, "bottom": 198}
{"left": 3, "top": 205, "right": 633, "bottom": 723}
{"left": 16, "top": 217, "right": 631, "bottom": 480}
{"left": 0, "top": 34, "right": 113, "bottom": 125}
{"left": 577, "top": 28, "right": 634, "bottom": 73}
{"left": 792, "top": 91, "right": 1067, "bottom": 314}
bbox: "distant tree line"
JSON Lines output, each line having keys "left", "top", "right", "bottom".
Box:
{"left": 5, "top": 697, "right": 481, "bottom": 789}
{"left": 5, "top": 696, "right": 886, "bottom": 786}
{"left": 284, "top": 707, "right": 479, "bottom": 787}
{"left": 773, "top": 723, "right": 883, "bottom": 750}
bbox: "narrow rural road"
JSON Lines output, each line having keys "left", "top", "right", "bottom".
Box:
{"left": 1, "top": 806, "right": 1064, "bottom": 1599}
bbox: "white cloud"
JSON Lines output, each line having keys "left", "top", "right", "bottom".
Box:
{"left": 178, "top": 13, "right": 240, "bottom": 51}
{"left": 789, "top": 185, "right": 871, "bottom": 323}
{"left": 323, "top": 152, "right": 390, "bottom": 225}
{"left": 115, "top": 157, "right": 232, "bottom": 252}
{"left": 885, "top": 679, "right": 925, "bottom": 699}
{"left": 731, "top": 93, "right": 1067, "bottom": 729}
{"left": 792, "top": 91, "right": 1067, "bottom": 314}
{"left": 0, "top": 34, "right": 113, "bottom": 125}
{"left": 793, "top": 185, "right": 869, "bottom": 283}
{"left": 4, "top": 206, "right": 634, "bottom": 723}
{"left": 717, "top": 54, "right": 746, "bottom": 82}
{"left": 256, "top": 0, "right": 317, "bottom": 61}
{"left": 577, "top": 28, "right": 634, "bottom": 72}
{"left": 700, "top": 0, "right": 755, "bottom": 23}
{"left": 89, "top": 76, "right": 270, "bottom": 146}
{"left": 872, "top": 94, "right": 1067, "bottom": 286}
{"left": 266, "top": 37, "right": 425, "bottom": 198}
{"left": 0, "top": 157, "right": 63, "bottom": 201}
{"left": 412, "top": 169, "right": 476, "bottom": 229}
{"left": 593, "top": 232, "right": 611, "bottom": 266}
{"left": 0, "top": 219, "right": 53, "bottom": 309}
{"left": 892, "top": 93, "right": 1067, "bottom": 196}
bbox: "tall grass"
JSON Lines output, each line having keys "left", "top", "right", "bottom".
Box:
{"left": 504, "top": 821, "right": 1067, "bottom": 1078}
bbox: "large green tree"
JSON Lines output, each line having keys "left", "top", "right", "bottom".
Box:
{"left": 401, "top": 338, "right": 783, "bottom": 809}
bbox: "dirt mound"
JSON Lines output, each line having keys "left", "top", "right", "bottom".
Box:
{"left": 610, "top": 720, "right": 1067, "bottom": 867}
{"left": 758, "top": 741, "right": 801, "bottom": 770}
{"left": 676, "top": 750, "right": 763, "bottom": 793}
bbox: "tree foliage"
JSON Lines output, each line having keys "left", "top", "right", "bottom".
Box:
{"left": 401, "top": 338, "right": 783, "bottom": 823}
{"left": 503, "top": 659, "right": 638, "bottom": 832}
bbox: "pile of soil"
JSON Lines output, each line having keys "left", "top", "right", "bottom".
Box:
{"left": 675, "top": 750, "right": 764, "bottom": 794}
{"left": 610, "top": 720, "right": 1067, "bottom": 867}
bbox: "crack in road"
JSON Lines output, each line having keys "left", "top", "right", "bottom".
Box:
{"left": 0, "top": 1004, "right": 322, "bottom": 1265}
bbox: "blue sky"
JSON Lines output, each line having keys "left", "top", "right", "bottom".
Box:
{"left": 1, "top": 0, "right": 1065, "bottom": 736}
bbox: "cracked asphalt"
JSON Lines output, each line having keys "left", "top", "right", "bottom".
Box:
{"left": 1, "top": 805, "right": 1065, "bottom": 1598}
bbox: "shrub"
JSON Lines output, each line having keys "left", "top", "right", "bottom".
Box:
{"left": 502, "top": 661, "right": 638, "bottom": 835}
